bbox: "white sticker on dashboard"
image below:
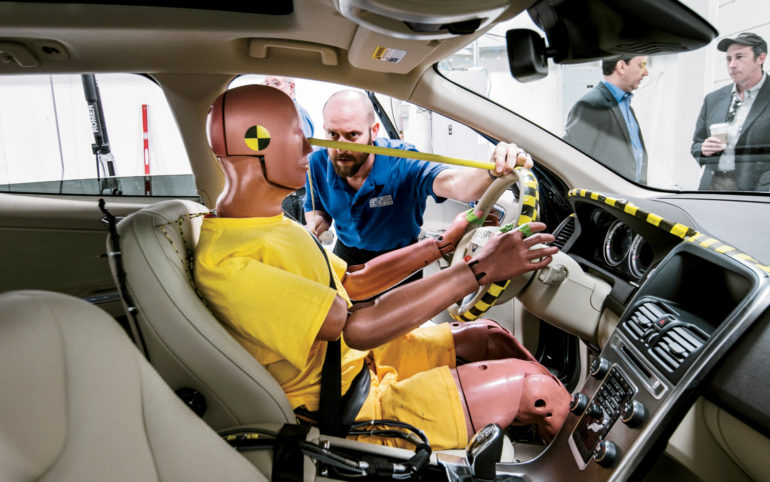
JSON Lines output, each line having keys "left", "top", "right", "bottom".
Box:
{"left": 372, "top": 46, "right": 406, "bottom": 63}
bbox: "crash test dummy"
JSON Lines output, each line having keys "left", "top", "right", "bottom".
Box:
{"left": 195, "top": 84, "right": 571, "bottom": 450}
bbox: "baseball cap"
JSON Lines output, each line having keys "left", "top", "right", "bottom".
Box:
{"left": 717, "top": 32, "right": 768, "bottom": 53}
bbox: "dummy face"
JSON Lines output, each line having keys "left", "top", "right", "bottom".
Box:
{"left": 617, "top": 56, "right": 648, "bottom": 93}
{"left": 322, "top": 93, "right": 379, "bottom": 178}
{"left": 726, "top": 44, "right": 766, "bottom": 90}
{"left": 263, "top": 76, "right": 295, "bottom": 99}
{"left": 266, "top": 107, "right": 312, "bottom": 189}
{"left": 208, "top": 85, "right": 311, "bottom": 190}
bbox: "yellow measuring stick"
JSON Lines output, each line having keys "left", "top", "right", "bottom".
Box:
{"left": 308, "top": 138, "right": 496, "bottom": 171}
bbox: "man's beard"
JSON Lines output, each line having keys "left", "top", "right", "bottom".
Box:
{"left": 331, "top": 133, "right": 371, "bottom": 178}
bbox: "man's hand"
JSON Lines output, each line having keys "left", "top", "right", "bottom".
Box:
{"left": 468, "top": 222, "right": 558, "bottom": 285}
{"left": 305, "top": 210, "right": 331, "bottom": 237}
{"left": 701, "top": 136, "right": 726, "bottom": 157}
{"left": 489, "top": 142, "right": 534, "bottom": 178}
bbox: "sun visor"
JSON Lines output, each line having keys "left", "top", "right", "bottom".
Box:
{"left": 333, "top": 0, "right": 513, "bottom": 40}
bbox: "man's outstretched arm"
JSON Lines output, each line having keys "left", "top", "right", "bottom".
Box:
{"left": 432, "top": 142, "right": 533, "bottom": 202}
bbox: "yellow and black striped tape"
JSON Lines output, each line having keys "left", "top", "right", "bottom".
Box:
{"left": 453, "top": 280, "right": 511, "bottom": 322}
{"left": 568, "top": 189, "right": 770, "bottom": 276}
{"left": 517, "top": 168, "right": 540, "bottom": 225}
{"left": 451, "top": 168, "right": 541, "bottom": 322}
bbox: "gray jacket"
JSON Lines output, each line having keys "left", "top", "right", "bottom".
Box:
{"left": 564, "top": 82, "right": 648, "bottom": 183}
{"left": 690, "top": 79, "right": 770, "bottom": 191}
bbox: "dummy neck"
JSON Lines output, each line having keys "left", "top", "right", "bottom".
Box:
{"left": 216, "top": 156, "right": 288, "bottom": 218}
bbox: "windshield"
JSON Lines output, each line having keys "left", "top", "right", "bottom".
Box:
{"left": 438, "top": 3, "right": 770, "bottom": 194}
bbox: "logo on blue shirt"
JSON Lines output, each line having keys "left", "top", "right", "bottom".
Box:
{"left": 369, "top": 195, "right": 393, "bottom": 208}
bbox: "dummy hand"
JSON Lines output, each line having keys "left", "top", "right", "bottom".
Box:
{"left": 468, "top": 222, "right": 558, "bottom": 285}
{"left": 437, "top": 210, "right": 471, "bottom": 254}
{"left": 701, "top": 136, "right": 726, "bottom": 157}
{"left": 489, "top": 142, "right": 534, "bottom": 178}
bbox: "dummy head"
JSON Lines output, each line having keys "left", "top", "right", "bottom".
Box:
{"left": 208, "top": 84, "right": 311, "bottom": 190}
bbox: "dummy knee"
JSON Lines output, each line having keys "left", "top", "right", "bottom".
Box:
{"left": 451, "top": 319, "right": 537, "bottom": 363}
{"left": 453, "top": 358, "right": 570, "bottom": 442}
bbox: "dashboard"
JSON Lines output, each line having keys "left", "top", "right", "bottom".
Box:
{"left": 553, "top": 193, "right": 700, "bottom": 315}
{"left": 476, "top": 189, "right": 770, "bottom": 481}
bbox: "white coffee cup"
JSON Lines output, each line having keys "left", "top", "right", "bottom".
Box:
{"left": 710, "top": 123, "right": 728, "bottom": 144}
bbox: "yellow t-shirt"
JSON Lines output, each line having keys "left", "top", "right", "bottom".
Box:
{"left": 194, "top": 214, "right": 367, "bottom": 411}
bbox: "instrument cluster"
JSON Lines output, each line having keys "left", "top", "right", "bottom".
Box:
{"left": 602, "top": 219, "right": 654, "bottom": 279}
{"left": 588, "top": 209, "right": 655, "bottom": 281}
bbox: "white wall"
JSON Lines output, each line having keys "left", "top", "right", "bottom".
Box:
{"left": 0, "top": 73, "right": 188, "bottom": 185}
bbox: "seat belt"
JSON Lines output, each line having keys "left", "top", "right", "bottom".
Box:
{"left": 99, "top": 199, "right": 150, "bottom": 360}
{"left": 309, "top": 232, "right": 367, "bottom": 438}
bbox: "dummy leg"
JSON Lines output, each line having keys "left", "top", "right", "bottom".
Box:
{"left": 451, "top": 320, "right": 537, "bottom": 363}
{"left": 451, "top": 359, "right": 570, "bottom": 442}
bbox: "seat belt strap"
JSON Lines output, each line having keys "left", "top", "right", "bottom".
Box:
{"left": 309, "top": 231, "right": 347, "bottom": 437}
{"left": 320, "top": 338, "right": 343, "bottom": 436}
{"left": 99, "top": 199, "right": 150, "bottom": 360}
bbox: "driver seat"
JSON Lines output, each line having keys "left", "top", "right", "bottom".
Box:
{"left": 106, "top": 198, "right": 296, "bottom": 431}
{"left": 108, "top": 199, "right": 516, "bottom": 461}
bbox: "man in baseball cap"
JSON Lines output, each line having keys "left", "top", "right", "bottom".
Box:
{"left": 717, "top": 32, "right": 768, "bottom": 54}
{"left": 690, "top": 32, "right": 770, "bottom": 191}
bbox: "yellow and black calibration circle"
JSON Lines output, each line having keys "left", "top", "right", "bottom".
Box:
{"left": 244, "top": 125, "right": 271, "bottom": 152}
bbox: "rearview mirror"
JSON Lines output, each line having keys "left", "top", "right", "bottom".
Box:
{"left": 506, "top": 29, "right": 549, "bottom": 82}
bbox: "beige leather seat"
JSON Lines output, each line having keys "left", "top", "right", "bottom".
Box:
{"left": 107, "top": 199, "right": 518, "bottom": 462}
{"left": 107, "top": 199, "right": 295, "bottom": 431}
{"left": 0, "top": 290, "right": 267, "bottom": 481}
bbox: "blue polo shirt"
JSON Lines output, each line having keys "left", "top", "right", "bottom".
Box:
{"left": 303, "top": 137, "right": 448, "bottom": 252}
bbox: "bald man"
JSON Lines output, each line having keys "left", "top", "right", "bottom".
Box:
{"left": 304, "top": 89, "right": 533, "bottom": 274}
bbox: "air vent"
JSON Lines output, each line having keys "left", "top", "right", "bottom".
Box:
{"left": 623, "top": 299, "right": 709, "bottom": 381}
{"left": 552, "top": 216, "right": 575, "bottom": 249}
{"left": 651, "top": 325, "right": 707, "bottom": 372}
{"left": 625, "top": 301, "right": 668, "bottom": 340}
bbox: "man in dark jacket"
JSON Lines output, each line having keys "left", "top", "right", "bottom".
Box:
{"left": 564, "top": 56, "right": 649, "bottom": 183}
{"left": 691, "top": 32, "right": 770, "bottom": 192}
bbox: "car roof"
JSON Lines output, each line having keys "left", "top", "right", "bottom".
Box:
{"left": 0, "top": 0, "right": 525, "bottom": 99}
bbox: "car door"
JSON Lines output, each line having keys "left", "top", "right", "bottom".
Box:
{"left": 0, "top": 73, "right": 199, "bottom": 317}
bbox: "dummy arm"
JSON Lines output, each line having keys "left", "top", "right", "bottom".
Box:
{"left": 342, "top": 211, "right": 470, "bottom": 301}
{"left": 320, "top": 224, "right": 558, "bottom": 349}
{"left": 342, "top": 262, "right": 480, "bottom": 350}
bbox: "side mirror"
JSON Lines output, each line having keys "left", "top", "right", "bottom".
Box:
{"left": 506, "top": 29, "right": 549, "bottom": 82}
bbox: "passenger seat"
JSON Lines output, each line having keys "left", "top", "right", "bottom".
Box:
{"left": 0, "top": 290, "right": 267, "bottom": 481}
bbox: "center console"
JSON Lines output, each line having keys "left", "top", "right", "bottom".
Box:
{"left": 438, "top": 241, "right": 769, "bottom": 481}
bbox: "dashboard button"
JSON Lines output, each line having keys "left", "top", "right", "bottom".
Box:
{"left": 570, "top": 393, "right": 589, "bottom": 414}
{"left": 621, "top": 400, "right": 647, "bottom": 428}
{"left": 590, "top": 358, "right": 611, "bottom": 379}
{"left": 594, "top": 440, "right": 619, "bottom": 468}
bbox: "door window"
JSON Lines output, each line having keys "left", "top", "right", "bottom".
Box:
{"left": 0, "top": 73, "right": 196, "bottom": 197}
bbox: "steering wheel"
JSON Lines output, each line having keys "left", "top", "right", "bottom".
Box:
{"left": 447, "top": 167, "right": 540, "bottom": 322}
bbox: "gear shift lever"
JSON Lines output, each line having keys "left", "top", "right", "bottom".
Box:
{"left": 466, "top": 423, "right": 504, "bottom": 480}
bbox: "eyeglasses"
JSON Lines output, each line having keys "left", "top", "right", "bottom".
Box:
{"left": 726, "top": 96, "right": 743, "bottom": 123}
